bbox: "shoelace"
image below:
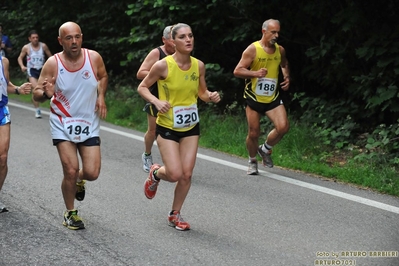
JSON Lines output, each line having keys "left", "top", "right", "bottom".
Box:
{"left": 67, "top": 211, "right": 81, "bottom": 222}
{"left": 171, "top": 212, "right": 185, "bottom": 223}
{"left": 149, "top": 179, "right": 159, "bottom": 191}
{"left": 249, "top": 164, "right": 257, "bottom": 170}
{"left": 144, "top": 156, "right": 152, "bottom": 166}
{"left": 76, "top": 181, "right": 85, "bottom": 189}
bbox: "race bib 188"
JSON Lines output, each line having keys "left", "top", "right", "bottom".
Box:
{"left": 255, "top": 77, "right": 277, "bottom": 96}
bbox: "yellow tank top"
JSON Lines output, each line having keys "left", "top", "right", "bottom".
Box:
{"left": 157, "top": 55, "right": 200, "bottom": 131}
{"left": 244, "top": 41, "right": 281, "bottom": 103}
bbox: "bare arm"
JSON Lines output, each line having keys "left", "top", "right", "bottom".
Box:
{"left": 2, "top": 57, "right": 31, "bottom": 95}
{"left": 137, "top": 60, "right": 171, "bottom": 113}
{"left": 90, "top": 50, "right": 108, "bottom": 119}
{"left": 33, "top": 56, "right": 57, "bottom": 102}
{"left": 233, "top": 44, "right": 267, "bottom": 79}
{"left": 197, "top": 60, "right": 220, "bottom": 103}
{"left": 43, "top": 43, "right": 53, "bottom": 58}
{"left": 136, "top": 48, "right": 160, "bottom": 80}
{"left": 279, "top": 45, "right": 290, "bottom": 91}
{"left": 17, "top": 45, "right": 28, "bottom": 72}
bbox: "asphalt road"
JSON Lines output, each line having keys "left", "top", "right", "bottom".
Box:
{"left": 1, "top": 101, "right": 398, "bottom": 266}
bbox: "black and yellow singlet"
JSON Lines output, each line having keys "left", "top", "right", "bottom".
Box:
{"left": 244, "top": 41, "right": 281, "bottom": 103}
{"left": 157, "top": 55, "right": 200, "bottom": 132}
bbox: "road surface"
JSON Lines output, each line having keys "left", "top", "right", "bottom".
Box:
{"left": 1, "top": 101, "right": 398, "bottom": 266}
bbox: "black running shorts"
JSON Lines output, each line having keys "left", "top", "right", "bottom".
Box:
{"left": 156, "top": 123, "right": 200, "bottom": 143}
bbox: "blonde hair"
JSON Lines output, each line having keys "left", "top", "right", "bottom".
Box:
{"left": 171, "top": 23, "right": 191, "bottom": 39}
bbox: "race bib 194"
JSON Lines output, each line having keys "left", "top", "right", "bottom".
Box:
{"left": 63, "top": 117, "right": 93, "bottom": 142}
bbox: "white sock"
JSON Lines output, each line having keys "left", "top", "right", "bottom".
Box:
{"left": 262, "top": 143, "right": 273, "bottom": 153}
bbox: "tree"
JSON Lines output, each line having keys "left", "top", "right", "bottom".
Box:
{"left": 2, "top": 0, "right": 398, "bottom": 156}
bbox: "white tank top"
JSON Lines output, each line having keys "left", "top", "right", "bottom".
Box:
{"left": 27, "top": 43, "right": 45, "bottom": 70}
{"left": 49, "top": 48, "right": 100, "bottom": 141}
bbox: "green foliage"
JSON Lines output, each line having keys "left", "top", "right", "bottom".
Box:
{"left": 122, "top": 0, "right": 291, "bottom": 112}
{"left": 104, "top": 82, "right": 146, "bottom": 130}
{"left": 297, "top": 0, "right": 399, "bottom": 150}
{"left": 2, "top": 0, "right": 399, "bottom": 174}
{"left": 1, "top": 0, "right": 134, "bottom": 77}
{"left": 25, "top": 95, "right": 399, "bottom": 196}
{"left": 199, "top": 110, "right": 248, "bottom": 156}
{"left": 353, "top": 121, "right": 399, "bottom": 167}
{"left": 9, "top": 70, "right": 399, "bottom": 195}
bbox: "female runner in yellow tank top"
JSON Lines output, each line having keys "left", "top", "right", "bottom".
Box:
{"left": 138, "top": 23, "right": 221, "bottom": 231}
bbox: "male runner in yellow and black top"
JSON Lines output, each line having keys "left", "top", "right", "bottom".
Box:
{"left": 136, "top": 25, "right": 175, "bottom": 173}
{"left": 234, "top": 19, "right": 290, "bottom": 175}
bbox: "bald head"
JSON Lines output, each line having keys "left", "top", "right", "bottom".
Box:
{"left": 59, "top": 21, "right": 82, "bottom": 37}
{"left": 57, "top": 21, "right": 84, "bottom": 59}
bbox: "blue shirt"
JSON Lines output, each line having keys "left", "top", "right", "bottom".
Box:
{"left": 1, "top": 34, "right": 12, "bottom": 57}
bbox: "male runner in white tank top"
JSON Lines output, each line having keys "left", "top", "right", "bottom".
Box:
{"left": 18, "top": 30, "right": 52, "bottom": 118}
{"left": 33, "top": 22, "right": 108, "bottom": 230}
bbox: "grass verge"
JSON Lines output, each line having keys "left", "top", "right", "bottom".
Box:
{"left": 9, "top": 79, "right": 399, "bottom": 197}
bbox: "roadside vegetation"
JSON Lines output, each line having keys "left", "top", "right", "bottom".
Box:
{"left": 4, "top": 1, "right": 398, "bottom": 197}
{"left": 10, "top": 74, "right": 399, "bottom": 197}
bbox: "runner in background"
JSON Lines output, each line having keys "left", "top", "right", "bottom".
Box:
{"left": 136, "top": 25, "right": 175, "bottom": 172}
{"left": 18, "top": 30, "right": 52, "bottom": 118}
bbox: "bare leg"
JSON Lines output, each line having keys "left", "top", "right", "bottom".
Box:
{"left": 56, "top": 141, "right": 80, "bottom": 211}
{"left": 264, "top": 105, "right": 289, "bottom": 146}
{"left": 155, "top": 135, "right": 199, "bottom": 212}
{"left": 144, "top": 114, "right": 157, "bottom": 154}
{"left": 245, "top": 105, "right": 262, "bottom": 158}
{"left": 56, "top": 141, "right": 101, "bottom": 210}
{"left": 0, "top": 124, "right": 11, "bottom": 192}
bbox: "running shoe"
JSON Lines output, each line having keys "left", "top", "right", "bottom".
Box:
{"left": 0, "top": 201, "right": 8, "bottom": 213}
{"left": 168, "top": 211, "right": 190, "bottom": 231}
{"left": 35, "top": 109, "right": 42, "bottom": 118}
{"left": 144, "top": 164, "right": 161, "bottom": 199}
{"left": 141, "top": 152, "right": 153, "bottom": 173}
{"left": 247, "top": 160, "right": 259, "bottom": 175}
{"left": 75, "top": 180, "right": 86, "bottom": 201}
{"left": 257, "top": 145, "right": 273, "bottom": 168}
{"left": 63, "top": 209, "right": 85, "bottom": 230}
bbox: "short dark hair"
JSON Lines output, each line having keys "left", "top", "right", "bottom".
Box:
{"left": 28, "top": 30, "right": 38, "bottom": 37}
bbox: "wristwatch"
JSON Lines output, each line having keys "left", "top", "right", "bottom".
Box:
{"left": 43, "top": 91, "right": 52, "bottom": 99}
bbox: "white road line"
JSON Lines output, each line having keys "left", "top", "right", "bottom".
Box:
{"left": 196, "top": 154, "right": 399, "bottom": 214}
{"left": 9, "top": 101, "right": 399, "bottom": 214}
